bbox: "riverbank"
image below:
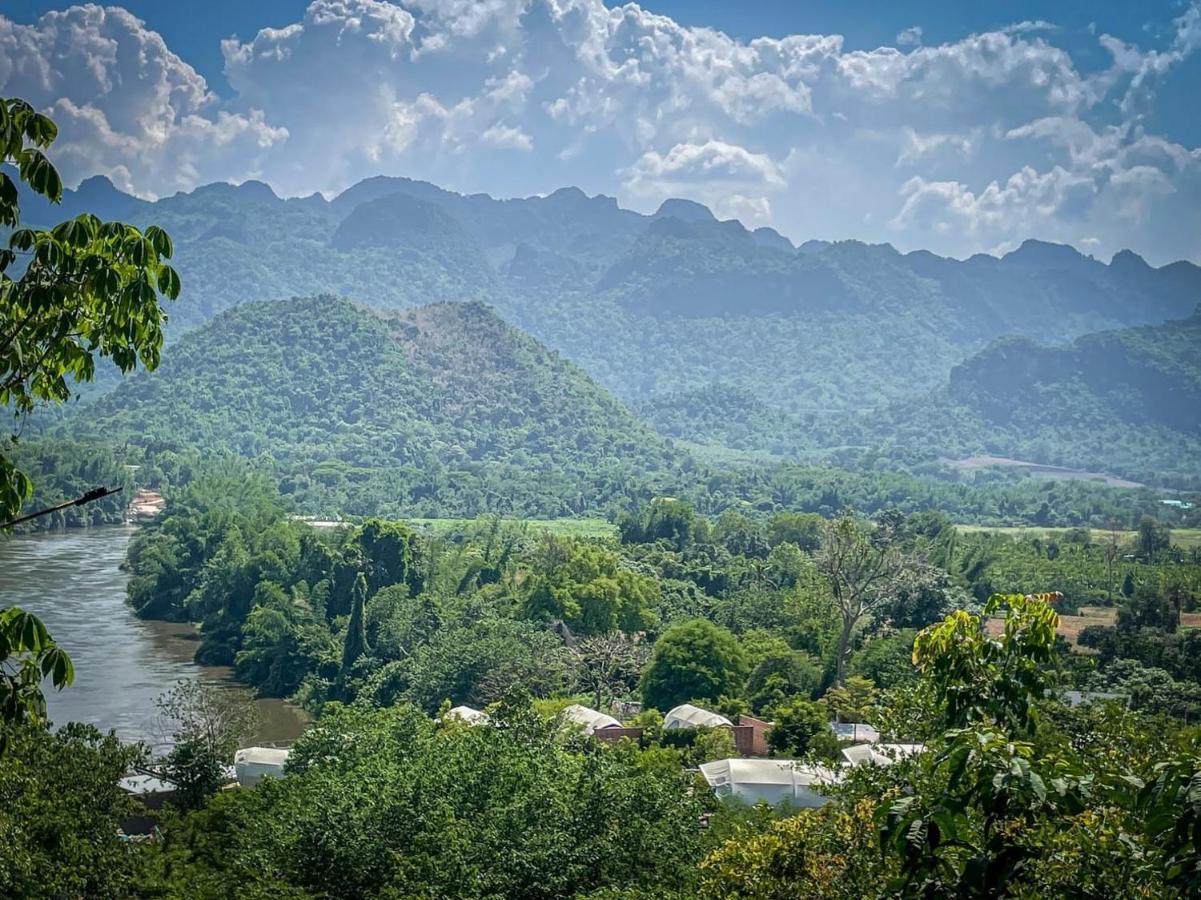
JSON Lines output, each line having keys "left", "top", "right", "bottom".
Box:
{"left": 0, "top": 526, "right": 307, "bottom": 749}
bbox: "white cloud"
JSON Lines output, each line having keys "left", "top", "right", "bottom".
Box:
{"left": 0, "top": 5, "right": 285, "bottom": 196}
{"left": 624, "top": 140, "right": 784, "bottom": 188}
{"left": 0, "top": 0, "right": 1199, "bottom": 262}
{"left": 481, "top": 122, "right": 534, "bottom": 150}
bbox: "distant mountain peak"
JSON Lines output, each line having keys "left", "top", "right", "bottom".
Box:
{"left": 190, "top": 180, "right": 280, "bottom": 203}
{"left": 1002, "top": 238, "right": 1086, "bottom": 267}
{"left": 749, "top": 226, "right": 794, "bottom": 252}
{"left": 1110, "top": 248, "right": 1151, "bottom": 271}
{"left": 547, "top": 186, "right": 588, "bottom": 202}
{"left": 75, "top": 174, "right": 122, "bottom": 195}
{"left": 652, "top": 197, "right": 716, "bottom": 223}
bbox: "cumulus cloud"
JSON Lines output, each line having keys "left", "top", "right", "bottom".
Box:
{"left": 0, "top": 5, "right": 286, "bottom": 196}
{"left": 0, "top": 0, "right": 1199, "bottom": 262}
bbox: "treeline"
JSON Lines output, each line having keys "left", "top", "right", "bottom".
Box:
{"left": 124, "top": 471, "right": 1201, "bottom": 724}
{"left": 26, "top": 431, "right": 1196, "bottom": 530}
{"left": 13, "top": 537, "right": 1201, "bottom": 896}
{"left": 4, "top": 440, "right": 132, "bottom": 531}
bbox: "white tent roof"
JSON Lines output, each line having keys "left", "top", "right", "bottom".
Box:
{"left": 841, "top": 742, "right": 925, "bottom": 767}
{"left": 831, "top": 722, "right": 880, "bottom": 743}
{"left": 561, "top": 704, "right": 622, "bottom": 735}
{"left": 700, "top": 758, "right": 842, "bottom": 788}
{"left": 234, "top": 747, "right": 290, "bottom": 767}
{"left": 234, "top": 747, "right": 290, "bottom": 787}
{"left": 444, "top": 705, "right": 490, "bottom": 725}
{"left": 664, "top": 704, "right": 732, "bottom": 730}
{"left": 699, "top": 759, "right": 841, "bottom": 807}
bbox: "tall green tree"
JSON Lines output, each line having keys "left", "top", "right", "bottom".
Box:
{"left": 1, "top": 96, "right": 180, "bottom": 520}
{"left": 0, "top": 723, "right": 143, "bottom": 898}
{"left": 341, "top": 573, "right": 370, "bottom": 677}
{"left": 0, "top": 95, "right": 178, "bottom": 735}
{"left": 641, "top": 619, "right": 748, "bottom": 711}
{"left": 816, "top": 515, "right": 934, "bottom": 685}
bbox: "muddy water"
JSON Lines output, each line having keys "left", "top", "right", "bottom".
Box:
{"left": 0, "top": 526, "right": 306, "bottom": 750}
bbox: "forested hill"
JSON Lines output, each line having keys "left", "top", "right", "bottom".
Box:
{"left": 22, "top": 175, "right": 1201, "bottom": 464}
{"left": 68, "top": 296, "right": 679, "bottom": 517}
{"left": 23, "top": 177, "right": 1198, "bottom": 390}
{"left": 876, "top": 308, "right": 1201, "bottom": 487}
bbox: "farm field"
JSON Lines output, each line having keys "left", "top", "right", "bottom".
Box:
{"left": 987, "top": 603, "right": 1201, "bottom": 650}
{"left": 956, "top": 525, "right": 1201, "bottom": 550}
{"left": 404, "top": 517, "right": 617, "bottom": 539}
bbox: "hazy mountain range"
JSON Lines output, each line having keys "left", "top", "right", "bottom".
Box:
{"left": 22, "top": 174, "right": 1201, "bottom": 489}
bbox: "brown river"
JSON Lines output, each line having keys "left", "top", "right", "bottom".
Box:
{"left": 0, "top": 526, "right": 306, "bottom": 750}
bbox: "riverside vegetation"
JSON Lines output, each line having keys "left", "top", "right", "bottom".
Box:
{"left": 4, "top": 94, "right": 1201, "bottom": 898}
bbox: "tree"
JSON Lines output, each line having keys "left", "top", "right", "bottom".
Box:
{"left": 881, "top": 593, "right": 1091, "bottom": 898}
{"left": 618, "top": 498, "right": 702, "bottom": 550}
{"left": 340, "top": 573, "right": 370, "bottom": 677}
{"left": 0, "top": 723, "right": 143, "bottom": 898}
{"left": 1136, "top": 516, "right": 1171, "bottom": 561}
{"left": 139, "top": 702, "right": 706, "bottom": 898}
{"left": 815, "top": 515, "right": 933, "bottom": 685}
{"left": 824, "top": 675, "right": 878, "bottom": 724}
{"left": 518, "top": 535, "right": 659, "bottom": 635}
{"left": 0, "top": 607, "right": 73, "bottom": 750}
{"left": 152, "top": 679, "right": 259, "bottom": 810}
{"left": 570, "top": 631, "right": 650, "bottom": 710}
{"left": 641, "top": 619, "right": 748, "bottom": 712}
{"left": 1, "top": 96, "right": 180, "bottom": 521}
{"left": 1, "top": 95, "right": 178, "bottom": 735}
{"left": 766, "top": 697, "right": 835, "bottom": 758}
{"left": 355, "top": 518, "right": 419, "bottom": 595}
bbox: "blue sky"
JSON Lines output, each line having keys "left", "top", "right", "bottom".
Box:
{"left": 2, "top": 1, "right": 1200, "bottom": 262}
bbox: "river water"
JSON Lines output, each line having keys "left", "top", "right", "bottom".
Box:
{"left": 0, "top": 526, "right": 306, "bottom": 750}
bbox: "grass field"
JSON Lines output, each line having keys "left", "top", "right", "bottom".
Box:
{"left": 956, "top": 525, "right": 1201, "bottom": 550}
{"left": 404, "top": 517, "right": 617, "bottom": 539}
{"left": 986, "top": 603, "right": 1201, "bottom": 651}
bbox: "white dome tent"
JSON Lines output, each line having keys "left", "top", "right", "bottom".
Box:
{"left": 663, "top": 703, "right": 732, "bottom": 730}
{"left": 443, "top": 705, "right": 491, "bottom": 726}
{"left": 841, "top": 743, "right": 926, "bottom": 768}
{"left": 699, "top": 758, "right": 841, "bottom": 808}
{"left": 560, "top": 704, "right": 622, "bottom": 735}
{"left": 234, "top": 747, "right": 290, "bottom": 787}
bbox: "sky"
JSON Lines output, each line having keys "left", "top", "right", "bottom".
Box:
{"left": 2, "top": 1, "right": 1200, "bottom": 263}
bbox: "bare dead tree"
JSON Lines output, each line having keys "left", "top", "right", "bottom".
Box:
{"left": 570, "top": 632, "right": 650, "bottom": 711}
{"left": 816, "top": 515, "right": 936, "bottom": 686}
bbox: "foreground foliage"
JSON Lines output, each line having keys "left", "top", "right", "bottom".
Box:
{"left": 141, "top": 702, "right": 704, "bottom": 899}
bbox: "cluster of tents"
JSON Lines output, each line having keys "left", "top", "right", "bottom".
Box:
{"left": 229, "top": 702, "right": 925, "bottom": 808}
{"left": 699, "top": 743, "right": 925, "bottom": 808}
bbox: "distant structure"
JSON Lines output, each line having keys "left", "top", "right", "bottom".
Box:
{"left": 559, "top": 704, "right": 643, "bottom": 744}
{"left": 234, "top": 747, "right": 290, "bottom": 787}
{"left": 841, "top": 743, "right": 925, "bottom": 768}
{"left": 699, "top": 758, "right": 841, "bottom": 807}
{"left": 443, "top": 705, "right": 490, "bottom": 726}
{"left": 831, "top": 722, "right": 881, "bottom": 744}
{"left": 127, "top": 489, "right": 165, "bottom": 520}
{"left": 663, "top": 704, "right": 732, "bottom": 730}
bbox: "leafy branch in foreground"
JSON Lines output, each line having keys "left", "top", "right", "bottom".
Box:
{"left": 1, "top": 94, "right": 180, "bottom": 520}
{"left": 0, "top": 607, "right": 73, "bottom": 751}
{"left": 0, "top": 93, "right": 179, "bottom": 745}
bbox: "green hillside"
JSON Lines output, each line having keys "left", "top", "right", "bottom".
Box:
{"left": 71, "top": 296, "right": 678, "bottom": 517}
{"left": 878, "top": 309, "right": 1201, "bottom": 487}
{"left": 21, "top": 175, "right": 1201, "bottom": 481}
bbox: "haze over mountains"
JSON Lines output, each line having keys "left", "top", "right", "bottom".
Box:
{"left": 77, "top": 297, "right": 675, "bottom": 517}
{"left": 26, "top": 173, "right": 1201, "bottom": 489}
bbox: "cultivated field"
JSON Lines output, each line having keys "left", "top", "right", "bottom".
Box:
{"left": 956, "top": 525, "right": 1201, "bottom": 550}
{"left": 405, "top": 517, "right": 617, "bottom": 539}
